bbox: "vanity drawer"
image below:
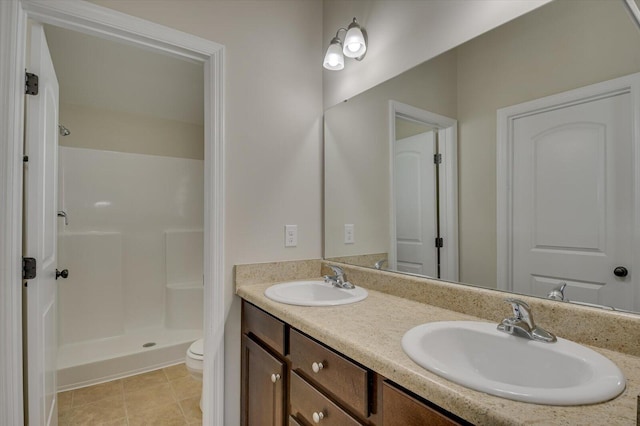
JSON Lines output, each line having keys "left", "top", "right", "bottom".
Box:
{"left": 289, "top": 329, "right": 369, "bottom": 418}
{"left": 242, "top": 301, "right": 286, "bottom": 356}
{"left": 290, "top": 372, "right": 363, "bottom": 426}
{"left": 382, "top": 381, "right": 463, "bottom": 426}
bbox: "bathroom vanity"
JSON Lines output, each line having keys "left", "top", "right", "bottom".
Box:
{"left": 241, "top": 301, "right": 467, "bottom": 425}
{"left": 236, "top": 260, "right": 640, "bottom": 426}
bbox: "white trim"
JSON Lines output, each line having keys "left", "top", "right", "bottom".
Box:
{"left": 623, "top": 0, "right": 640, "bottom": 29}
{"left": 0, "top": 2, "right": 27, "bottom": 424}
{"left": 388, "top": 100, "right": 459, "bottom": 281}
{"left": 496, "top": 72, "right": 640, "bottom": 298}
{"left": 0, "top": 1, "right": 225, "bottom": 425}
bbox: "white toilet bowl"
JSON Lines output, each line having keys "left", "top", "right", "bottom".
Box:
{"left": 185, "top": 338, "right": 204, "bottom": 410}
{"left": 185, "top": 338, "right": 204, "bottom": 380}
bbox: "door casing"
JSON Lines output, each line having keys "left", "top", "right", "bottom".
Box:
{"left": 0, "top": 1, "right": 225, "bottom": 425}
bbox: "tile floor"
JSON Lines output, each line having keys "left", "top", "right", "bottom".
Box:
{"left": 58, "top": 363, "right": 202, "bottom": 425}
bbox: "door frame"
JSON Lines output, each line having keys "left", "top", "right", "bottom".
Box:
{"left": 388, "top": 100, "right": 459, "bottom": 281}
{"left": 0, "top": 1, "right": 226, "bottom": 425}
{"left": 496, "top": 72, "right": 640, "bottom": 301}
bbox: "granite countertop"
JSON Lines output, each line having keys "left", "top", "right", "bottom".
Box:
{"left": 236, "top": 280, "right": 640, "bottom": 426}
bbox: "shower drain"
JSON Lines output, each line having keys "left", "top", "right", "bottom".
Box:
{"left": 142, "top": 342, "right": 156, "bottom": 348}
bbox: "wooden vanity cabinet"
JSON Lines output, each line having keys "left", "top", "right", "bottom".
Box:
{"left": 241, "top": 301, "right": 470, "bottom": 426}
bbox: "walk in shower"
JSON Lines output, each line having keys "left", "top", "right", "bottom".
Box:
{"left": 56, "top": 147, "right": 204, "bottom": 390}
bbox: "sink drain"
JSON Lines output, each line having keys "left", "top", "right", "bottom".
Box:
{"left": 142, "top": 342, "right": 156, "bottom": 348}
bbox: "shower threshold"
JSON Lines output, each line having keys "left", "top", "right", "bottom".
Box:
{"left": 57, "top": 326, "right": 201, "bottom": 391}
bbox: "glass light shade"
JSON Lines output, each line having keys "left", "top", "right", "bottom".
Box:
{"left": 343, "top": 26, "right": 366, "bottom": 58}
{"left": 323, "top": 41, "right": 344, "bottom": 70}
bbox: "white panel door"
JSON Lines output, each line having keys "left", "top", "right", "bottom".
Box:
{"left": 24, "top": 23, "right": 60, "bottom": 426}
{"left": 512, "top": 92, "right": 633, "bottom": 309}
{"left": 394, "top": 131, "right": 438, "bottom": 277}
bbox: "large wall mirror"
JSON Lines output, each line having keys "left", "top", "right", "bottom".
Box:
{"left": 324, "top": 0, "right": 640, "bottom": 313}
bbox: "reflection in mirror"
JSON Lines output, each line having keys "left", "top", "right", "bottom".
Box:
{"left": 324, "top": 0, "right": 640, "bottom": 313}
{"left": 389, "top": 103, "right": 458, "bottom": 282}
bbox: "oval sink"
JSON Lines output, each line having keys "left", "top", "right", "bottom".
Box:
{"left": 402, "top": 321, "right": 625, "bottom": 405}
{"left": 265, "top": 280, "right": 368, "bottom": 307}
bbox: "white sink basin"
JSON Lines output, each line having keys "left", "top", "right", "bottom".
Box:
{"left": 264, "top": 280, "right": 368, "bottom": 306}
{"left": 402, "top": 321, "right": 625, "bottom": 405}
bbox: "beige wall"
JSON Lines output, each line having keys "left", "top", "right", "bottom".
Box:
{"left": 59, "top": 103, "right": 204, "bottom": 159}
{"left": 322, "top": 0, "right": 550, "bottom": 108}
{"left": 88, "top": 1, "right": 323, "bottom": 425}
{"left": 456, "top": 0, "right": 640, "bottom": 287}
{"left": 324, "top": 50, "right": 457, "bottom": 258}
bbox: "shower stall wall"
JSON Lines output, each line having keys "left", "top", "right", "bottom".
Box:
{"left": 56, "top": 147, "right": 204, "bottom": 390}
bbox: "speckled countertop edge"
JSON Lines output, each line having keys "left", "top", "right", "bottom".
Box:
{"left": 236, "top": 278, "right": 640, "bottom": 425}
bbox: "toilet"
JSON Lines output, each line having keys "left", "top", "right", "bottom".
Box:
{"left": 185, "top": 338, "right": 204, "bottom": 410}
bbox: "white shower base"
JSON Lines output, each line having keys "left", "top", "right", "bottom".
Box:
{"left": 57, "top": 326, "right": 201, "bottom": 391}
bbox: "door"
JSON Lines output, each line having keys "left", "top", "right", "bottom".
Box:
{"left": 511, "top": 91, "right": 633, "bottom": 310}
{"left": 394, "top": 131, "right": 438, "bottom": 277}
{"left": 241, "top": 335, "right": 285, "bottom": 426}
{"left": 24, "top": 22, "right": 60, "bottom": 426}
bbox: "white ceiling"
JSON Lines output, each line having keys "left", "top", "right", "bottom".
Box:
{"left": 44, "top": 25, "right": 204, "bottom": 126}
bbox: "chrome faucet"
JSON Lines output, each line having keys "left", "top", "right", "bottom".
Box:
{"left": 374, "top": 259, "right": 387, "bottom": 270}
{"left": 497, "top": 298, "right": 557, "bottom": 343}
{"left": 547, "top": 282, "right": 568, "bottom": 301}
{"left": 323, "top": 265, "right": 355, "bottom": 289}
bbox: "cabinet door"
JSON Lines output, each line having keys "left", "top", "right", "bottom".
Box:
{"left": 241, "top": 335, "right": 286, "bottom": 426}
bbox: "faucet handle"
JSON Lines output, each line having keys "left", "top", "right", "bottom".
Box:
{"left": 504, "top": 298, "right": 532, "bottom": 323}
{"left": 328, "top": 265, "right": 344, "bottom": 276}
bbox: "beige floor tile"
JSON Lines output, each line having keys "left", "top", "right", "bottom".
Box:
{"left": 127, "top": 402, "right": 186, "bottom": 426}
{"left": 99, "top": 418, "right": 128, "bottom": 425}
{"left": 169, "top": 376, "right": 202, "bottom": 401}
{"left": 66, "top": 395, "right": 127, "bottom": 425}
{"left": 58, "top": 390, "right": 73, "bottom": 410}
{"left": 123, "top": 369, "right": 168, "bottom": 394}
{"left": 72, "top": 380, "right": 123, "bottom": 407}
{"left": 58, "top": 406, "right": 72, "bottom": 425}
{"left": 125, "top": 382, "right": 177, "bottom": 415}
{"left": 163, "top": 363, "right": 189, "bottom": 381}
{"left": 178, "top": 396, "right": 202, "bottom": 423}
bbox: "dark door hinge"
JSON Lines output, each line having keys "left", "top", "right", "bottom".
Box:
{"left": 25, "top": 72, "right": 39, "bottom": 95}
{"left": 23, "top": 257, "right": 37, "bottom": 280}
{"left": 435, "top": 237, "right": 444, "bottom": 248}
{"left": 434, "top": 153, "right": 442, "bottom": 164}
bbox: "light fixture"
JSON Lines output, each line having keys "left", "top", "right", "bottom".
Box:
{"left": 323, "top": 36, "right": 345, "bottom": 71}
{"left": 323, "top": 17, "right": 367, "bottom": 71}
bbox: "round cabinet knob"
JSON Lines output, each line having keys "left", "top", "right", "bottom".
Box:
{"left": 55, "top": 269, "right": 69, "bottom": 280}
{"left": 312, "top": 411, "right": 324, "bottom": 423}
{"left": 270, "top": 373, "right": 281, "bottom": 383}
{"left": 614, "top": 266, "right": 629, "bottom": 277}
{"left": 311, "top": 362, "right": 324, "bottom": 373}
